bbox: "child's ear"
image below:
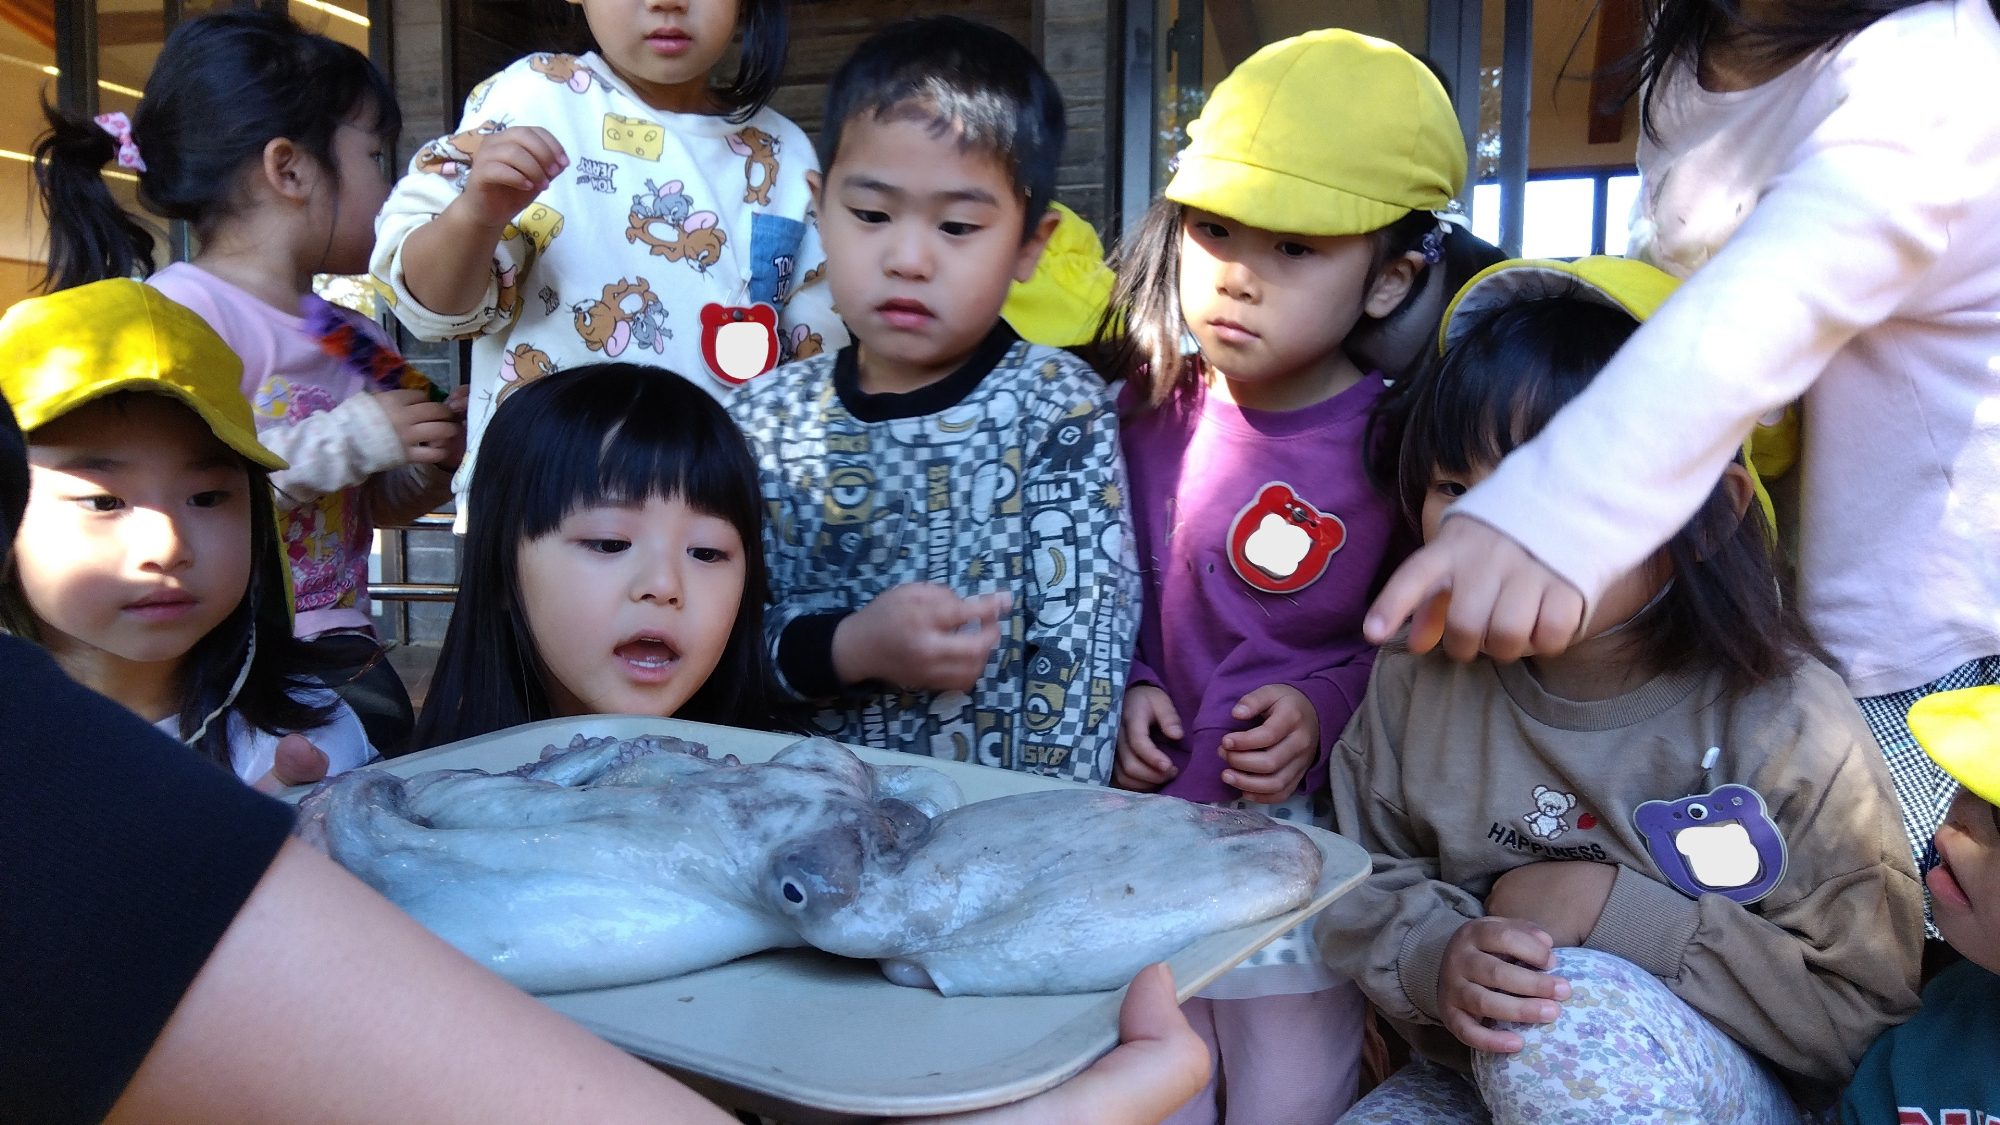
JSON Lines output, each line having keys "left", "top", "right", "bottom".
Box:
{"left": 1011, "top": 205, "right": 1063, "bottom": 284}
{"left": 1721, "top": 461, "right": 1756, "bottom": 520}
{"left": 806, "top": 169, "right": 823, "bottom": 208}
{"left": 1363, "top": 251, "right": 1426, "bottom": 320}
{"left": 261, "top": 137, "right": 316, "bottom": 206}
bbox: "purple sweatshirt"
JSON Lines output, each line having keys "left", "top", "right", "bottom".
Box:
{"left": 1121, "top": 374, "right": 1403, "bottom": 802}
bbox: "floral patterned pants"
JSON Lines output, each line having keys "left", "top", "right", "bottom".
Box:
{"left": 1338, "top": 949, "right": 1801, "bottom": 1125}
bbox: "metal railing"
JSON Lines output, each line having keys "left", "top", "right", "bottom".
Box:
{"left": 369, "top": 512, "right": 460, "bottom": 617}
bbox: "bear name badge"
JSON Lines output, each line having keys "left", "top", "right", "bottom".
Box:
{"left": 1225, "top": 482, "right": 1346, "bottom": 594}
{"left": 1633, "top": 783, "right": 1788, "bottom": 904}
{"left": 700, "top": 303, "right": 780, "bottom": 386}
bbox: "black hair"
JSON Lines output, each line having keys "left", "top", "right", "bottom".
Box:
{"left": 817, "top": 16, "right": 1066, "bottom": 240}
{"left": 33, "top": 9, "right": 400, "bottom": 293}
{"left": 1387, "top": 289, "right": 1803, "bottom": 689}
{"left": 1634, "top": 0, "right": 1983, "bottom": 139}
{"left": 0, "top": 392, "right": 25, "bottom": 550}
{"left": 528, "top": 0, "right": 788, "bottom": 122}
{"left": 1096, "top": 200, "right": 1443, "bottom": 409}
{"left": 412, "top": 365, "right": 777, "bottom": 750}
{"left": 0, "top": 392, "right": 337, "bottom": 768}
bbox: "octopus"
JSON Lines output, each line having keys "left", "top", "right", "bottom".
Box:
{"left": 299, "top": 735, "right": 1321, "bottom": 997}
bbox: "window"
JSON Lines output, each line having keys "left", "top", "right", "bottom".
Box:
{"left": 1471, "top": 171, "right": 1640, "bottom": 259}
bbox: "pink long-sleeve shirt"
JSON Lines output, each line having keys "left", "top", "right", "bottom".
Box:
{"left": 1452, "top": 0, "right": 2000, "bottom": 697}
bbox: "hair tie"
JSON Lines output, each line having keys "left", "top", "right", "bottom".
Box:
{"left": 1419, "top": 225, "right": 1446, "bottom": 265}
{"left": 92, "top": 111, "right": 147, "bottom": 173}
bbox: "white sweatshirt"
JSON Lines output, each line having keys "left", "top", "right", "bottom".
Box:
{"left": 372, "top": 52, "right": 846, "bottom": 521}
{"left": 1454, "top": 0, "right": 2000, "bottom": 696}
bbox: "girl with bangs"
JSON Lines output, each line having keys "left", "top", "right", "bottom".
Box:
{"left": 412, "top": 364, "right": 776, "bottom": 749}
{"left": 1321, "top": 260, "right": 1921, "bottom": 1122}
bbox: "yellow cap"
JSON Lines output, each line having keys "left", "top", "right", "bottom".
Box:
{"left": 1441, "top": 256, "right": 1680, "bottom": 353}
{"left": 1003, "top": 202, "right": 1115, "bottom": 348}
{"left": 0, "top": 279, "right": 284, "bottom": 471}
{"left": 1165, "top": 29, "right": 1466, "bottom": 237}
{"left": 1908, "top": 688, "right": 2000, "bottom": 807}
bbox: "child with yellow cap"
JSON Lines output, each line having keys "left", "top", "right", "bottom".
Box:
{"left": 1838, "top": 688, "right": 2000, "bottom": 1121}
{"left": 0, "top": 280, "right": 376, "bottom": 791}
{"left": 1098, "top": 28, "right": 1465, "bottom": 1123}
{"left": 1316, "top": 258, "right": 1921, "bottom": 1122}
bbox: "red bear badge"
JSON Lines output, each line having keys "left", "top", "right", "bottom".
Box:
{"left": 700, "top": 303, "right": 780, "bottom": 386}
{"left": 1226, "top": 482, "right": 1346, "bottom": 594}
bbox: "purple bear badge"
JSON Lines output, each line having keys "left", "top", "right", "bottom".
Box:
{"left": 1632, "top": 784, "right": 1788, "bottom": 905}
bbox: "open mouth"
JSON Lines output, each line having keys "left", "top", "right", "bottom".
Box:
{"left": 876, "top": 298, "right": 936, "bottom": 330}
{"left": 614, "top": 634, "right": 682, "bottom": 681}
{"left": 1929, "top": 852, "right": 1973, "bottom": 909}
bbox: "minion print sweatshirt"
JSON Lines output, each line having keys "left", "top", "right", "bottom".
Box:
{"left": 373, "top": 51, "right": 845, "bottom": 523}
{"left": 728, "top": 324, "right": 1140, "bottom": 785}
{"left": 1313, "top": 641, "right": 1924, "bottom": 1101}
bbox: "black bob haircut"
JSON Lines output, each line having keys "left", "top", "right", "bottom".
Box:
{"left": 530, "top": 0, "right": 788, "bottom": 123}
{"left": 412, "top": 364, "right": 778, "bottom": 751}
{"left": 816, "top": 16, "right": 1066, "bottom": 239}
{"left": 35, "top": 9, "right": 399, "bottom": 294}
{"left": 1385, "top": 289, "right": 1808, "bottom": 691}
{"left": 0, "top": 392, "right": 337, "bottom": 769}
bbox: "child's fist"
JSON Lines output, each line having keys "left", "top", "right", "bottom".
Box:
{"left": 251, "top": 733, "right": 330, "bottom": 794}
{"left": 1113, "top": 684, "right": 1183, "bottom": 791}
{"left": 372, "top": 387, "right": 461, "bottom": 466}
{"left": 831, "top": 583, "right": 1009, "bottom": 693}
{"left": 451, "top": 126, "right": 567, "bottom": 230}
{"left": 1437, "top": 916, "right": 1570, "bottom": 1055}
{"left": 1218, "top": 683, "right": 1319, "bottom": 803}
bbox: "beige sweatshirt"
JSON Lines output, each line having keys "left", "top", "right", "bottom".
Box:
{"left": 1313, "top": 642, "right": 1923, "bottom": 1098}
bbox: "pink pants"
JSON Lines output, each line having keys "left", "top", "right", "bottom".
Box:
{"left": 1162, "top": 982, "right": 1368, "bottom": 1125}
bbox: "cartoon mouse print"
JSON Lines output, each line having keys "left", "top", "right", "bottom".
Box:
{"left": 498, "top": 344, "right": 557, "bottom": 404}
{"left": 727, "top": 126, "right": 781, "bottom": 206}
{"left": 1523, "top": 785, "right": 1578, "bottom": 840}
{"left": 625, "top": 179, "right": 728, "bottom": 272}
{"left": 1225, "top": 482, "right": 1347, "bottom": 594}
{"left": 529, "top": 52, "right": 598, "bottom": 93}
{"left": 415, "top": 120, "right": 506, "bottom": 188}
{"left": 788, "top": 323, "right": 825, "bottom": 361}
{"left": 574, "top": 279, "right": 671, "bottom": 358}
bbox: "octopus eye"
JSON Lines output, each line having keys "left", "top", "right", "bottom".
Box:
{"left": 783, "top": 880, "right": 806, "bottom": 904}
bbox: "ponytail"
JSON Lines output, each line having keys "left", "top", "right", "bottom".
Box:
{"left": 31, "top": 9, "right": 400, "bottom": 294}
{"left": 33, "top": 105, "right": 159, "bottom": 293}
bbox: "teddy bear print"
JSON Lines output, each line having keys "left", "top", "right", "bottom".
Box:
{"left": 727, "top": 126, "right": 780, "bottom": 206}
{"left": 529, "top": 52, "right": 598, "bottom": 93}
{"left": 574, "top": 278, "right": 671, "bottom": 358}
{"left": 1523, "top": 786, "right": 1578, "bottom": 840}
{"left": 415, "top": 120, "right": 506, "bottom": 189}
{"left": 624, "top": 179, "right": 727, "bottom": 273}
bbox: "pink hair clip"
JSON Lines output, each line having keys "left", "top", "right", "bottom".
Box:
{"left": 93, "top": 111, "right": 147, "bottom": 173}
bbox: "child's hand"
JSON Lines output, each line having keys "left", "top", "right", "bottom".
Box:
{"left": 437, "top": 384, "right": 471, "bottom": 470}
{"left": 1113, "top": 684, "right": 1182, "bottom": 791}
{"left": 1931, "top": 787, "right": 2000, "bottom": 974}
{"left": 831, "top": 583, "right": 1009, "bottom": 693}
{"left": 1482, "top": 861, "right": 1617, "bottom": 948}
{"left": 1218, "top": 684, "right": 1318, "bottom": 804}
{"left": 373, "top": 387, "right": 462, "bottom": 467}
{"left": 1365, "top": 515, "right": 1586, "bottom": 663}
{"left": 449, "top": 126, "right": 568, "bottom": 231}
{"left": 1438, "top": 916, "right": 1571, "bottom": 1054}
{"left": 251, "top": 734, "right": 330, "bottom": 794}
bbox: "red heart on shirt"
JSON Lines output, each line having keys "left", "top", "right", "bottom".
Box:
{"left": 1577, "top": 812, "right": 1598, "bottom": 830}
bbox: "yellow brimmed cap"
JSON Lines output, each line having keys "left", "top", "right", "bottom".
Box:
{"left": 1907, "top": 688, "right": 2000, "bottom": 807}
{"left": 1441, "top": 256, "right": 1679, "bottom": 353}
{"left": 1003, "top": 202, "right": 1115, "bottom": 348}
{"left": 1165, "top": 29, "right": 1466, "bottom": 237}
{"left": 0, "top": 279, "right": 284, "bottom": 470}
